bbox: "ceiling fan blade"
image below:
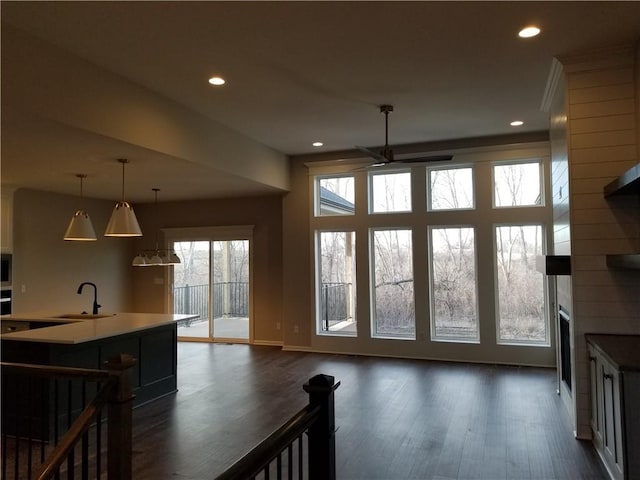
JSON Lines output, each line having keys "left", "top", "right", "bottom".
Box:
{"left": 356, "top": 145, "right": 388, "bottom": 163}
{"left": 397, "top": 154, "right": 453, "bottom": 163}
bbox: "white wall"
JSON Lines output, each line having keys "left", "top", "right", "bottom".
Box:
{"left": 12, "top": 189, "right": 134, "bottom": 314}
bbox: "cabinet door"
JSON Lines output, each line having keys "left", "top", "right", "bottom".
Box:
{"left": 602, "top": 361, "right": 624, "bottom": 480}
{"left": 589, "top": 346, "right": 603, "bottom": 447}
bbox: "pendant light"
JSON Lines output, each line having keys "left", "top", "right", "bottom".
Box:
{"left": 132, "top": 188, "right": 181, "bottom": 266}
{"left": 104, "top": 158, "right": 142, "bottom": 237}
{"left": 64, "top": 174, "right": 97, "bottom": 241}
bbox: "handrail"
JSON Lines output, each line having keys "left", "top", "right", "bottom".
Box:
{"left": 214, "top": 374, "right": 340, "bottom": 480}
{"left": 214, "top": 404, "right": 321, "bottom": 480}
{"left": 1, "top": 354, "right": 136, "bottom": 480}
{"left": 33, "top": 378, "right": 116, "bottom": 480}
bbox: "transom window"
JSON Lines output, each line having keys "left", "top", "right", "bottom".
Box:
{"left": 315, "top": 175, "right": 354, "bottom": 216}
{"left": 369, "top": 170, "right": 411, "bottom": 213}
{"left": 428, "top": 166, "right": 474, "bottom": 211}
{"left": 493, "top": 160, "right": 542, "bottom": 207}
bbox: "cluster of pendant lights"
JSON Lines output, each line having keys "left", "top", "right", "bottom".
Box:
{"left": 131, "top": 188, "right": 181, "bottom": 267}
{"left": 63, "top": 159, "right": 180, "bottom": 267}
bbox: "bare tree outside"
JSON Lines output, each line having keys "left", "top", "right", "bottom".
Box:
{"left": 494, "top": 161, "right": 541, "bottom": 207}
{"left": 312, "top": 158, "right": 548, "bottom": 347}
{"left": 173, "top": 241, "right": 209, "bottom": 288}
{"left": 370, "top": 171, "right": 411, "bottom": 213}
{"left": 173, "top": 240, "right": 250, "bottom": 339}
{"left": 495, "top": 225, "right": 546, "bottom": 343}
{"left": 429, "top": 167, "right": 474, "bottom": 210}
{"left": 430, "top": 227, "right": 478, "bottom": 339}
{"left": 372, "top": 229, "right": 414, "bottom": 338}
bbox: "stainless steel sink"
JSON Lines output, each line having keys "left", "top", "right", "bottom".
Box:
{"left": 54, "top": 313, "right": 116, "bottom": 319}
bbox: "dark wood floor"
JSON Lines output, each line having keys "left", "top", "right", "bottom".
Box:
{"left": 131, "top": 343, "right": 608, "bottom": 480}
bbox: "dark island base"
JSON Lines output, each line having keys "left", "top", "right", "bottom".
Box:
{"left": 1, "top": 322, "right": 177, "bottom": 440}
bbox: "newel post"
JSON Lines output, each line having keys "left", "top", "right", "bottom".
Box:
{"left": 303, "top": 374, "right": 340, "bottom": 480}
{"left": 105, "top": 353, "right": 136, "bottom": 480}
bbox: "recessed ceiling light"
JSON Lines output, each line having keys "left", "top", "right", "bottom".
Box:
{"left": 518, "top": 26, "right": 540, "bottom": 38}
{"left": 312, "top": 142, "right": 324, "bottom": 147}
{"left": 208, "top": 76, "right": 226, "bottom": 86}
{"left": 510, "top": 120, "right": 524, "bottom": 126}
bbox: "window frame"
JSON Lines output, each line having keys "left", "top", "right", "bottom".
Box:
{"left": 306, "top": 144, "right": 553, "bottom": 365}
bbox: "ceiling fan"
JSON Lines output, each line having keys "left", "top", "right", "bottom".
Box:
{"left": 356, "top": 105, "right": 453, "bottom": 167}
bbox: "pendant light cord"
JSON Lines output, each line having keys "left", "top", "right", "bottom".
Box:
{"left": 121, "top": 160, "right": 125, "bottom": 201}
{"left": 76, "top": 173, "right": 87, "bottom": 207}
{"left": 117, "top": 158, "right": 129, "bottom": 202}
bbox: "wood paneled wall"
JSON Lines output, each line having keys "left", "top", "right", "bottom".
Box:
{"left": 561, "top": 44, "right": 640, "bottom": 438}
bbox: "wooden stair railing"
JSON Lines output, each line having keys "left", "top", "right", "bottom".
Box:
{"left": 215, "top": 374, "right": 340, "bottom": 480}
{"left": 0, "top": 354, "right": 136, "bottom": 480}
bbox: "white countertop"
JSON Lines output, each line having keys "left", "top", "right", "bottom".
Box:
{"left": 1, "top": 312, "right": 198, "bottom": 344}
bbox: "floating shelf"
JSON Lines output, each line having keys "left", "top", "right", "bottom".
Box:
{"left": 603, "top": 163, "right": 640, "bottom": 197}
{"left": 606, "top": 254, "right": 640, "bottom": 270}
{"left": 536, "top": 255, "right": 571, "bottom": 275}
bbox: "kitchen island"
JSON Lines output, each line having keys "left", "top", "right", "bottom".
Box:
{"left": 1, "top": 312, "right": 197, "bottom": 407}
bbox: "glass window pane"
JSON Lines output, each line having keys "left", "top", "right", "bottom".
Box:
{"left": 212, "top": 240, "right": 249, "bottom": 340}
{"left": 429, "top": 227, "right": 478, "bottom": 341}
{"left": 495, "top": 225, "right": 547, "bottom": 344}
{"left": 316, "top": 176, "right": 354, "bottom": 216}
{"left": 316, "top": 231, "right": 356, "bottom": 336}
{"left": 428, "top": 167, "right": 474, "bottom": 210}
{"left": 371, "top": 229, "right": 414, "bottom": 338}
{"left": 174, "top": 241, "right": 211, "bottom": 339}
{"left": 493, "top": 161, "right": 542, "bottom": 207}
{"left": 370, "top": 171, "right": 411, "bottom": 213}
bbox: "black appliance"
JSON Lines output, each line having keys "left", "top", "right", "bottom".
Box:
{"left": 1, "top": 253, "right": 11, "bottom": 287}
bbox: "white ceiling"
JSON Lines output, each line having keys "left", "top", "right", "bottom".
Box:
{"left": 2, "top": 1, "right": 640, "bottom": 202}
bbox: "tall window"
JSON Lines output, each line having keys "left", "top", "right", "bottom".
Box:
{"left": 428, "top": 226, "right": 478, "bottom": 341}
{"left": 494, "top": 224, "right": 547, "bottom": 344}
{"left": 316, "top": 231, "right": 356, "bottom": 336}
{"left": 310, "top": 148, "right": 550, "bottom": 361}
{"left": 371, "top": 229, "right": 415, "bottom": 339}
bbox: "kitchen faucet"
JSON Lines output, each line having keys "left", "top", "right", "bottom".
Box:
{"left": 77, "top": 282, "right": 101, "bottom": 315}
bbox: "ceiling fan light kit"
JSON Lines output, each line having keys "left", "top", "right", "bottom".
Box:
{"left": 357, "top": 105, "right": 453, "bottom": 167}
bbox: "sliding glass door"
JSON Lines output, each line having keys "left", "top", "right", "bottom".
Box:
{"left": 170, "top": 229, "right": 251, "bottom": 343}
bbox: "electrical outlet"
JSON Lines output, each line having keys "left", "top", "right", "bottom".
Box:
{"left": 276, "top": 322, "right": 281, "bottom": 330}
{"left": 21, "top": 284, "right": 26, "bottom": 293}
{"left": 293, "top": 325, "right": 299, "bottom": 334}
